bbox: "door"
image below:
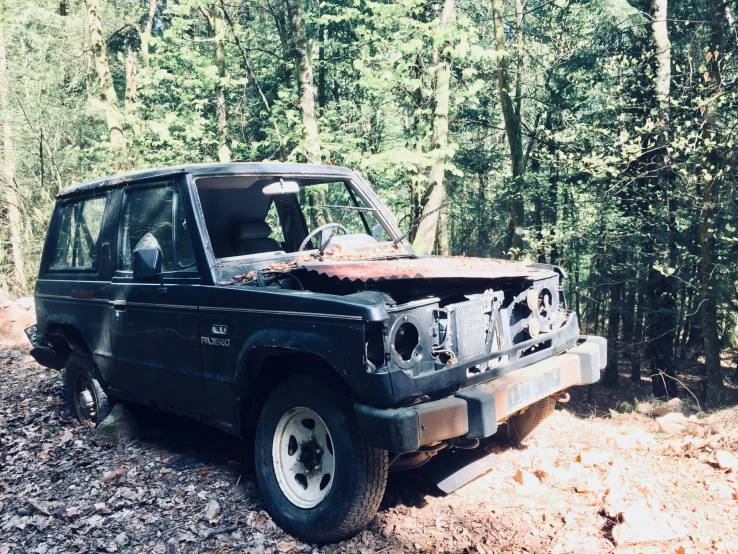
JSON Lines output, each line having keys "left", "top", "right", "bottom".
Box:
{"left": 108, "top": 179, "right": 208, "bottom": 415}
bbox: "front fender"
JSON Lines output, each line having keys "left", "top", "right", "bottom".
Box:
{"left": 234, "top": 327, "right": 357, "bottom": 389}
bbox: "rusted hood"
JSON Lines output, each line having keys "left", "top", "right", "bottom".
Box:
{"left": 298, "top": 256, "right": 556, "bottom": 283}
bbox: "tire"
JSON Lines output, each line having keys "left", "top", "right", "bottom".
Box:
{"left": 498, "top": 396, "right": 556, "bottom": 445}
{"left": 254, "top": 374, "right": 388, "bottom": 543}
{"left": 63, "top": 353, "right": 112, "bottom": 426}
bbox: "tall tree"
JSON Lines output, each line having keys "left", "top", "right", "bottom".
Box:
{"left": 492, "top": 0, "right": 525, "bottom": 255}
{"left": 84, "top": 0, "right": 126, "bottom": 157}
{"left": 125, "top": 51, "right": 137, "bottom": 112}
{"left": 412, "top": 0, "right": 455, "bottom": 255}
{"left": 201, "top": 3, "right": 231, "bottom": 163}
{"left": 646, "top": 0, "right": 678, "bottom": 397}
{"left": 140, "top": 0, "right": 156, "bottom": 67}
{"left": 286, "top": 0, "right": 320, "bottom": 164}
{"left": 700, "top": 0, "right": 727, "bottom": 404}
{"left": 0, "top": 24, "right": 26, "bottom": 293}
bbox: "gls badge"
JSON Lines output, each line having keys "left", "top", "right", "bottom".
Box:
{"left": 201, "top": 336, "right": 230, "bottom": 347}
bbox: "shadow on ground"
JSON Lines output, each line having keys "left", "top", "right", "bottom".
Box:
{"left": 125, "top": 402, "right": 522, "bottom": 515}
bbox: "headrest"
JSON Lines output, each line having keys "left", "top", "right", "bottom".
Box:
{"left": 238, "top": 221, "right": 272, "bottom": 240}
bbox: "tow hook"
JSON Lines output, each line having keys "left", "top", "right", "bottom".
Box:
{"left": 556, "top": 391, "right": 570, "bottom": 403}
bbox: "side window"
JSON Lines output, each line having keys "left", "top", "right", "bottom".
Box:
{"left": 50, "top": 196, "right": 107, "bottom": 270}
{"left": 265, "top": 200, "right": 286, "bottom": 249}
{"left": 119, "top": 184, "right": 197, "bottom": 273}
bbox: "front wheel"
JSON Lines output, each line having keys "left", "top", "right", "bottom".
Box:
{"left": 254, "top": 374, "right": 388, "bottom": 543}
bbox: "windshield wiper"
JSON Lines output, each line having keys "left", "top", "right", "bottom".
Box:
{"left": 393, "top": 201, "right": 451, "bottom": 247}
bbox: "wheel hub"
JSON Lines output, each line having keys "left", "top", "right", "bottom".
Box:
{"left": 78, "top": 390, "right": 95, "bottom": 410}
{"left": 297, "top": 437, "right": 323, "bottom": 472}
{"left": 272, "top": 407, "right": 335, "bottom": 509}
{"left": 73, "top": 373, "right": 98, "bottom": 423}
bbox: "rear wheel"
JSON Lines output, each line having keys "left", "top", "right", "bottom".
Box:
{"left": 498, "top": 396, "right": 556, "bottom": 445}
{"left": 63, "top": 353, "right": 111, "bottom": 426}
{"left": 254, "top": 374, "right": 388, "bottom": 543}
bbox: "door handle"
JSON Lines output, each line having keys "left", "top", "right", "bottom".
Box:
{"left": 111, "top": 300, "right": 127, "bottom": 311}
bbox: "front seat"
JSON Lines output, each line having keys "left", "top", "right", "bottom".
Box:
{"left": 234, "top": 221, "right": 281, "bottom": 256}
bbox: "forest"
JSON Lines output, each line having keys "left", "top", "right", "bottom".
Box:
{"left": 0, "top": 0, "right": 736, "bottom": 404}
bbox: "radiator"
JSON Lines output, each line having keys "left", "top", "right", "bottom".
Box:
{"left": 447, "top": 299, "right": 488, "bottom": 362}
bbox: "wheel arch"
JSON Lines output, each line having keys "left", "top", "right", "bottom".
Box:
{"left": 237, "top": 345, "right": 354, "bottom": 432}
{"left": 44, "top": 318, "right": 91, "bottom": 361}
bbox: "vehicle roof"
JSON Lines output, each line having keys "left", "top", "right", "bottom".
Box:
{"left": 57, "top": 162, "right": 357, "bottom": 198}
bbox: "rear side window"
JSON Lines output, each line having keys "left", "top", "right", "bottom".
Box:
{"left": 118, "top": 184, "right": 197, "bottom": 273}
{"left": 50, "top": 196, "right": 107, "bottom": 270}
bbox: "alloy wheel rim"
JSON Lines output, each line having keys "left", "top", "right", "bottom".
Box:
{"left": 272, "top": 407, "right": 335, "bottom": 508}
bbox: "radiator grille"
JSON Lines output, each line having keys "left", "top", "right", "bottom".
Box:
{"left": 448, "top": 299, "right": 487, "bottom": 362}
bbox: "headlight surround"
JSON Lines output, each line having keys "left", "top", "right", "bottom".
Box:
{"left": 389, "top": 314, "right": 424, "bottom": 369}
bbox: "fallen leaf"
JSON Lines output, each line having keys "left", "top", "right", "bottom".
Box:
{"left": 85, "top": 514, "right": 103, "bottom": 527}
{"left": 277, "top": 541, "right": 295, "bottom": 553}
{"left": 576, "top": 450, "right": 612, "bottom": 468}
{"left": 715, "top": 450, "right": 738, "bottom": 471}
{"left": 101, "top": 468, "right": 128, "bottom": 483}
{"left": 204, "top": 499, "right": 220, "bottom": 521}
{"left": 513, "top": 469, "right": 539, "bottom": 487}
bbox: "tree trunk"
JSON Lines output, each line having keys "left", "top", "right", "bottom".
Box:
{"left": 286, "top": 0, "right": 320, "bottom": 164}
{"left": 408, "top": 53, "right": 426, "bottom": 244}
{"left": 0, "top": 26, "right": 27, "bottom": 293}
{"left": 412, "top": 0, "right": 455, "bottom": 255}
{"left": 140, "top": 0, "right": 156, "bottom": 67}
{"left": 620, "top": 269, "right": 637, "bottom": 376}
{"left": 700, "top": 0, "right": 727, "bottom": 405}
{"left": 530, "top": 152, "right": 545, "bottom": 263}
{"left": 545, "top": 112, "right": 559, "bottom": 264}
{"left": 317, "top": 16, "right": 326, "bottom": 110}
{"left": 647, "top": 0, "right": 678, "bottom": 398}
{"left": 604, "top": 261, "right": 623, "bottom": 388}
{"left": 211, "top": 4, "right": 230, "bottom": 163}
{"left": 492, "top": 0, "right": 525, "bottom": 255}
{"left": 125, "top": 51, "right": 137, "bottom": 112}
{"left": 84, "top": 0, "right": 125, "bottom": 156}
{"left": 631, "top": 275, "right": 646, "bottom": 382}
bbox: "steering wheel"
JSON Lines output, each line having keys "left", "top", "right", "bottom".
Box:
{"left": 298, "top": 223, "right": 349, "bottom": 252}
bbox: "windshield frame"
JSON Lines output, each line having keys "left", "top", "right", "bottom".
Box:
{"left": 187, "top": 169, "right": 412, "bottom": 273}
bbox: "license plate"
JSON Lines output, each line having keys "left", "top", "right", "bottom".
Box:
{"left": 24, "top": 325, "right": 40, "bottom": 347}
{"left": 507, "top": 367, "right": 562, "bottom": 411}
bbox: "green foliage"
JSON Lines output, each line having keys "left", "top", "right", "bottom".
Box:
{"left": 1, "top": 0, "right": 737, "bottom": 396}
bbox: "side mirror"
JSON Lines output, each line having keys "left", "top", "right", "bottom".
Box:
{"left": 132, "top": 247, "right": 162, "bottom": 280}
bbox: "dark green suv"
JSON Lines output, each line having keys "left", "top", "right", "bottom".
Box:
{"left": 27, "top": 163, "right": 605, "bottom": 543}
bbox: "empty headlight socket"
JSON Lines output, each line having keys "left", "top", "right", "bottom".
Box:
{"left": 389, "top": 314, "right": 423, "bottom": 369}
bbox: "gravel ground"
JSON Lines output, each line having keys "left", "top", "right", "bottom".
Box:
{"left": 2, "top": 348, "right": 738, "bottom": 554}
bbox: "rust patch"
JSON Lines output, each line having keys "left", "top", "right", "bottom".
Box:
{"left": 301, "top": 256, "right": 554, "bottom": 283}
{"left": 225, "top": 244, "right": 553, "bottom": 285}
{"left": 225, "top": 243, "right": 407, "bottom": 283}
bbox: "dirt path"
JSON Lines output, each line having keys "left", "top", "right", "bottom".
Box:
{"left": 1, "top": 348, "right": 737, "bottom": 554}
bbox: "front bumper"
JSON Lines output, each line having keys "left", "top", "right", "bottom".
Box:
{"left": 355, "top": 335, "right": 606, "bottom": 453}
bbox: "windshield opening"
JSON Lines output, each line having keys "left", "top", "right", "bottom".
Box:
{"left": 195, "top": 175, "right": 393, "bottom": 260}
